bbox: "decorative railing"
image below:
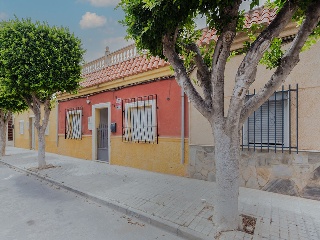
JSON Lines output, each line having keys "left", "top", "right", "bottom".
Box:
{"left": 107, "top": 44, "right": 139, "bottom": 66}
{"left": 82, "top": 44, "right": 139, "bottom": 75}
{"left": 81, "top": 56, "right": 106, "bottom": 75}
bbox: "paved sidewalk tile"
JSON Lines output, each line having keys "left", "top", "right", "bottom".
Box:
{"left": 1, "top": 147, "right": 320, "bottom": 240}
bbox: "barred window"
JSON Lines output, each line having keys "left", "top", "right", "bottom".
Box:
{"left": 65, "top": 108, "right": 82, "bottom": 139}
{"left": 244, "top": 92, "right": 288, "bottom": 147}
{"left": 122, "top": 95, "right": 158, "bottom": 143}
{"left": 242, "top": 85, "right": 298, "bottom": 153}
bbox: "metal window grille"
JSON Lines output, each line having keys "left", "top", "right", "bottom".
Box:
{"left": 122, "top": 95, "right": 158, "bottom": 144}
{"left": 241, "top": 84, "right": 298, "bottom": 153}
{"left": 65, "top": 107, "right": 82, "bottom": 140}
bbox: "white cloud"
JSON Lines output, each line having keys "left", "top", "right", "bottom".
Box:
{"left": 80, "top": 12, "right": 107, "bottom": 29}
{"left": 0, "top": 12, "right": 8, "bottom": 20}
{"left": 86, "top": 0, "right": 120, "bottom": 7}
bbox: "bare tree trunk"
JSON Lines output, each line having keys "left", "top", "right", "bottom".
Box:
{"left": 213, "top": 124, "right": 240, "bottom": 235}
{"left": 0, "top": 118, "right": 8, "bottom": 157}
{"left": 32, "top": 102, "right": 47, "bottom": 168}
{"left": 28, "top": 95, "right": 51, "bottom": 169}
{"left": 37, "top": 127, "right": 46, "bottom": 168}
{"left": 0, "top": 110, "right": 11, "bottom": 157}
{"left": 34, "top": 103, "right": 50, "bottom": 168}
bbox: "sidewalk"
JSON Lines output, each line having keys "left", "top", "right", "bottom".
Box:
{"left": 1, "top": 147, "right": 320, "bottom": 240}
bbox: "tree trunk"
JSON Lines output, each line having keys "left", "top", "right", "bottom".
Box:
{"left": 213, "top": 124, "right": 240, "bottom": 235}
{"left": 33, "top": 107, "right": 47, "bottom": 168}
{"left": 0, "top": 118, "right": 8, "bottom": 157}
{"left": 30, "top": 98, "right": 51, "bottom": 169}
{"left": 0, "top": 110, "right": 10, "bottom": 157}
{"left": 37, "top": 127, "right": 46, "bottom": 168}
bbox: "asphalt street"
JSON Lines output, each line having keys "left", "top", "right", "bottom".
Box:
{"left": 0, "top": 163, "right": 183, "bottom": 240}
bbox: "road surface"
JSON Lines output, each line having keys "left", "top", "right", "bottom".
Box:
{"left": 0, "top": 163, "right": 183, "bottom": 240}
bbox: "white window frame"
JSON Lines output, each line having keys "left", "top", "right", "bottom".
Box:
{"left": 66, "top": 109, "right": 82, "bottom": 139}
{"left": 88, "top": 116, "right": 93, "bottom": 131}
{"left": 123, "top": 99, "right": 157, "bottom": 143}
{"left": 19, "top": 120, "right": 24, "bottom": 135}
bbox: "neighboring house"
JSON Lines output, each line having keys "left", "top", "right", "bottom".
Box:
{"left": 13, "top": 7, "right": 320, "bottom": 199}
{"left": 14, "top": 108, "right": 55, "bottom": 151}
{"left": 14, "top": 44, "right": 189, "bottom": 176}
{"left": 188, "top": 8, "right": 320, "bottom": 200}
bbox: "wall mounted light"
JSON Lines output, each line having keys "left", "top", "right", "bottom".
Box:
{"left": 86, "top": 96, "right": 91, "bottom": 104}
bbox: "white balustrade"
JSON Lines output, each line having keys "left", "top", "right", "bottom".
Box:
{"left": 81, "top": 44, "right": 140, "bottom": 74}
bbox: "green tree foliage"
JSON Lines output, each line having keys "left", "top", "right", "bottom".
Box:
{"left": 0, "top": 18, "right": 84, "bottom": 167}
{"left": 119, "top": 0, "right": 225, "bottom": 58}
{"left": 0, "top": 81, "right": 27, "bottom": 114}
{"left": 0, "top": 18, "right": 85, "bottom": 103}
{"left": 0, "top": 80, "right": 28, "bottom": 156}
{"left": 120, "top": 0, "right": 320, "bottom": 70}
{"left": 120, "top": 0, "right": 320, "bottom": 236}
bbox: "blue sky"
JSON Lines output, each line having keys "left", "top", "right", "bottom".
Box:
{"left": 0, "top": 0, "right": 132, "bottom": 62}
{"left": 0, "top": 1, "right": 263, "bottom": 63}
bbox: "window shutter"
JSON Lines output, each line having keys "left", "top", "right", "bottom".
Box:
{"left": 246, "top": 92, "right": 288, "bottom": 146}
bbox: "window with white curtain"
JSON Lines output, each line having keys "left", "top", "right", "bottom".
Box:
{"left": 65, "top": 109, "right": 82, "bottom": 139}
{"left": 123, "top": 97, "right": 157, "bottom": 143}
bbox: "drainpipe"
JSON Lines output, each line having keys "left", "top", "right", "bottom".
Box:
{"left": 181, "top": 87, "right": 185, "bottom": 164}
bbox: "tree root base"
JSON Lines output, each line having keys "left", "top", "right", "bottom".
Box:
{"left": 215, "top": 214, "right": 257, "bottom": 239}
{"left": 27, "top": 164, "right": 56, "bottom": 172}
{"left": 241, "top": 214, "right": 256, "bottom": 235}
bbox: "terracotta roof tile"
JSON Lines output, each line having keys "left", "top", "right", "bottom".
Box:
{"left": 80, "top": 7, "right": 277, "bottom": 88}
{"left": 80, "top": 54, "right": 170, "bottom": 88}
{"left": 198, "top": 7, "right": 277, "bottom": 46}
{"left": 153, "top": 60, "right": 159, "bottom": 68}
{"left": 158, "top": 59, "right": 165, "bottom": 67}
{"left": 244, "top": 7, "right": 277, "bottom": 28}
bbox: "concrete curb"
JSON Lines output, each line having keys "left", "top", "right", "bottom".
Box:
{"left": 0, "top": 160, "right": 211, "bottom": 240}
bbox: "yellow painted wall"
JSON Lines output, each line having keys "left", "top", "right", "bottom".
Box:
{"left": 189, "top": 40, "right": 320, "bottom": 151}
{"left": 14, "top": 110, "right": 32, "bottom": 149}
{"left": 44, "top": 105, "right": 59, "bottom": 153}
{"left": 14, "top": 104, "right": 59, "bottom": 153}
{"left": 13, "top": 106, "right": 93, "bottom": 160}
{"left": 111, "top": 137, "right": 189, "bottom": 176}
{"left": 14, "top": 108, "right": 189, "bottom": 176}
{"left": 54, "top": 135, "right": 188, "bottom": 176}
{"left": 57, "top": 135, "right": 92, "bottom": 160}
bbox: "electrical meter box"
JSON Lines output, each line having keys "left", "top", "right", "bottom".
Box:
{"left": 110, "top": 122, "right": 117, "bottom": 133}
